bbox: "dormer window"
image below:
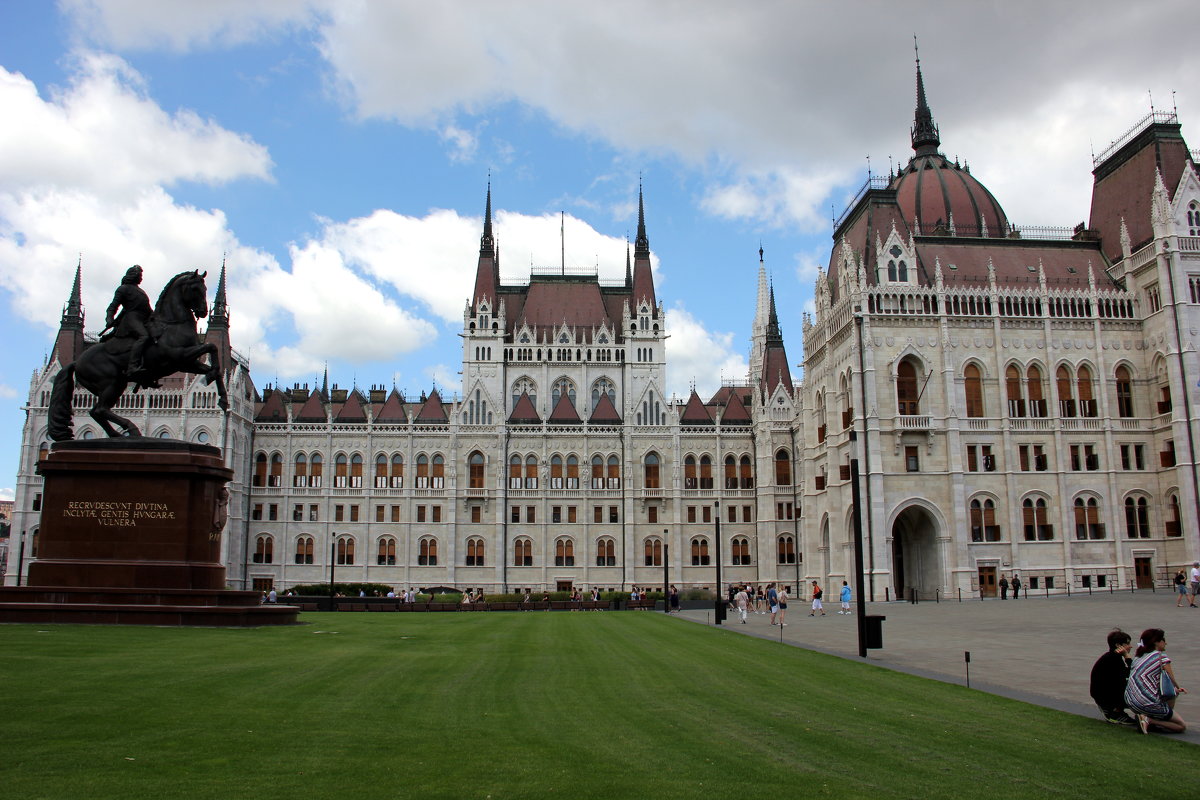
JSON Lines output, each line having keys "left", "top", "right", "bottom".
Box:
{"left": 887, "top": 245, "right": 908, "bottom": 282}
{"left": 519, "top": 334, "right": 530, "bottom": 344}
{"left": 559, "top": 333, "right": 569, "bottom": 344}
{"left": 1189, "top": 202, "right": 1199, "bottom": 236}
{"left": 598, "top": 333, "right": 608, "bottom": 344}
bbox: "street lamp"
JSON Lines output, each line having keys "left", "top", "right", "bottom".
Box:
{"left": 714, "top": 500, "right": 725, "bottom": 624}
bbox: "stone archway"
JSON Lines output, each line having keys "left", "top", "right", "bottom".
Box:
{"left": 890, "top": 504, "right": 941, "bottom": 599}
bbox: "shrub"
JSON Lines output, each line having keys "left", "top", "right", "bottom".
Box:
{"left": 288, "top": 582, "right": 396, "bottom": 597}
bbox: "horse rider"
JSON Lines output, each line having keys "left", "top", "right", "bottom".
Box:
{"left": 105, "top": 264, "right": 153, "bottom": 376}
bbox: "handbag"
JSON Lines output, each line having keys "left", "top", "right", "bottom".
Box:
{"left": 1161, "top": 668, "right": 1177, "bottom": 700}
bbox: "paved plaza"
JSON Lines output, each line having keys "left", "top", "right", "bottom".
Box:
{"left": 678, "top": 588, "right": 1200, "bottom": 744}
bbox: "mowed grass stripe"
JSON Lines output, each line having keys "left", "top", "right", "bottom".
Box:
{"left": 0, "top": 613, "right": 1189, "bottom": 799}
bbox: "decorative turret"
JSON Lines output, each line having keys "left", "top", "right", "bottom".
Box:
{"left": 748, "top": 246, "right": 770, "bottom": 387}
{"left": 52, "top": 259, "right": 86, "bottom": 366}
{"left": 472, "top": 183, "right": 501, "bottom": 310}
{"left": 630, "top": 183, "right": 657, "bottom": 313}
{"left": 758, "top": 283, "right": 793, "bottom": 399}
{"left": 911, "top": 40, "right": 940, "bottom": 156}
{"left": 203, "top": 258, "right": 233, "bottom": 375}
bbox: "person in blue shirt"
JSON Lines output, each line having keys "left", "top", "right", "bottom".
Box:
{"left": 838, "top": 581, "right": 852, "bottom": 614}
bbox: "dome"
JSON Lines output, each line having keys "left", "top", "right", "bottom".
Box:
{"left": 893, "top": 153, "right": 1009, "bottom": 237}
{"left": 892, "top": 53, "right": 1009, "bottom": 237}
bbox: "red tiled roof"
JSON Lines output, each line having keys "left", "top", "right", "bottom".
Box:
{"left": 375, "top": 389, "right": 407, "bottom": 423}
{"left": 516, "top": 281, "right": 613, "bottom": 334}
{"left": 548, "top": 393, "right": 582, "bottom": 424}
{"left": 761, "top": 345, "right": 793, "bottom": 399}
{"left": 718, "top": 390, "right": 751, "bottom": 424}
{"left": 255, "top": 390, "right": 287, "bottom": 422}
{"left": 679, "top": 390, "right": 713, "bottom": 425}
{"left": 414, "top": 390, "right": 448, "bottom": 423}
{"left": 915, "top": 238, "right": 1109, "bottom": 289}
{"left": 334, "top": 390, "right": 367, "bottom": 422}
{"left": 708, "top": 385, "right": 754, "bottom": 408}
{"left": 294, "top": 392, "right": 327, "bottom": 423}
{"left": 589, "top": 392, "right": 622, "bottom": 424}
{"left": 508, "top": 392, "right": 541, "bottom": 424}
{"left": 894, "top": 154, "right": 1008, "bottom": 241}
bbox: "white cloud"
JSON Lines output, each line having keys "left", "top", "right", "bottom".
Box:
{"left": 439, "top": 124, "right": 478, "bottom": 163}
{"left": 664, "top": 304, "right": 748, "bottom": 401}
{"left": 0, "top": 55, "right": 271, "bottom": 200}
{"left": 424, "top": 363, "right": 461, "bottom": 398}
{"left": 0, "top": 384, "right": 17, "bottom": 399}
{"left": 0, "top": 487, "right": 13, "bottom": 502}
{"left": 62, "top": 1, "right": 1200, "bottom": 230}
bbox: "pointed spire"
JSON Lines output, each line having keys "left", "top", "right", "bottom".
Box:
{"left": 766, "top": 283, "right": 782, "bottom": 343}
{"left": 480, "top": 180, "right": 495, "bottom": 255}
{"left": 53, "top": 257, "right": 86, "bottom": 365}
{"left": 211, "top": 255, "right": 229, "bottom": 323}
{"left": 321, "top": 363, "right": 329, "bottom": 401}
{"left": 910, "top": 37, "right": 941, "bottom": 155}
{"left": 634, "top": 179, "right": 649, "bottom": 257}
{"left": 625, "top": 239, "right": 632, "bottom": 288}
{"left": 63, "top": 257, "right": 83, "bottom": 326}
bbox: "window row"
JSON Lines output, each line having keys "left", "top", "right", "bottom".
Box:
{"left": 965, "top": 493, "right": 1183, "bottom": 543}
{"left": 257, "top": 533, "right": 804, "bottom": 568}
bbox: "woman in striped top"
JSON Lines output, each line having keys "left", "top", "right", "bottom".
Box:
{"left": 1125, "top": 628, "right": 1187, "bottom": 734}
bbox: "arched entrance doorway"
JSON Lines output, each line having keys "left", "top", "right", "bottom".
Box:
{"left": 890, "top": 505, "right": 940, "bottom": 599}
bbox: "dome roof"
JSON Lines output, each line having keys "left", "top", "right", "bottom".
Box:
{"left": 893, "top": 153, "right": 1009, "bottom": 236}
{"left": 892, "top": 51, "right": 1009, "bottom": 237}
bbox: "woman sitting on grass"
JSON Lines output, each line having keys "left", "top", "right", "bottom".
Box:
{"left": 1125, "top": 628, "right": 1187, "bottom": 734}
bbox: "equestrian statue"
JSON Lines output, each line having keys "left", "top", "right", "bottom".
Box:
{"left": 47, "top": 266, "right": 229, "bottom": 441}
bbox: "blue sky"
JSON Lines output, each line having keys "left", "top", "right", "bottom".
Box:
{"left": 1, "top": 1, "right": 1196, "bottom": 500}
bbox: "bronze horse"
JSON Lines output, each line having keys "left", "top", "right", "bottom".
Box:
{"left": 47, "top": 270, "right": 229, "bottom": 441}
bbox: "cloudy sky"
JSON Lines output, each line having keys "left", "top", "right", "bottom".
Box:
{"left": 0, "top": 1, "right": 1196, "bottom": 500}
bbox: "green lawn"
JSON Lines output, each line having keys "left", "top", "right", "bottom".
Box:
{"left": 0, "top": 612, "right": 1187, "bottom": 799}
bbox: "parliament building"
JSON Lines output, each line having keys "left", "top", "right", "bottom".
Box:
{"left": 7, "top": 64, "right": 1200, "bottom": 599}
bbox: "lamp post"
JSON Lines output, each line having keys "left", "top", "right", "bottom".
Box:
{"left": 662, "top": 533, "right": 669, "bottom": 614}
{"left": 329, "top": 539, "right": 337, "bottom": 611}
{"left": 851, "top": 453, "right": 867, "bottom": 657}
{"left": 16, "top": 531, "right": 25, "bottom": 587}
{"left": 714, "top": 500, "right": 724, "bottom": 624}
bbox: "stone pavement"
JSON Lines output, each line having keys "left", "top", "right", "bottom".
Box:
{"left": 676, "top": 588, "right": 1200, "bottom": 743}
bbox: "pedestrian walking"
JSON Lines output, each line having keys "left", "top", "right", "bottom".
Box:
{"left": 776, "top": 585, "right": 789, "bottom": 626}
{"left": 734, "top": 586, "right": 751, "bottom": 624}
{"left": 1190, "top": 562, "right": 1200, "bottom": 608}
{"left": 1175, "top": 569, "right": 1189, "bottom": 607}
{"left": 1011, "top": 573, "right": 1022, "bottom": 599}
{"left": 809, "top": 581, "right": 825, "bottom": 616}
{"left": 999, "top": 573, "right": 1009, "bottom": 600}
{"left": 767, "top": 583, "right": 779, "bottom": 625}
{"left": 839, "top": 581, "right": 851, "bottom": 614}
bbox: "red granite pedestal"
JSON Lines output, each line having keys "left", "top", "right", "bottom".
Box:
{"left": 0, "top": 439, "right": 297, "bottom": 626}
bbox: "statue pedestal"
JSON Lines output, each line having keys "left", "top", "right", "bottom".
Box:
{"left": 0, "top": 439, "right": 297, "bottom": 626}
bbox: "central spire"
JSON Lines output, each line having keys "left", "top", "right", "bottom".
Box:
{"left": 480, "top": 181, "right": 495, "bottom": 255}
{"left": 910, "top": 37, "right": 941, "bottom": 156}
{"left": 634, "top": 181, "right": 649, "bottom": 258}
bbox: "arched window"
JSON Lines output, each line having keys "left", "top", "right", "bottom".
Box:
{"left": 887, "top": 244, "right": 907, "bottom": 282}
{"left": 374, "top": 454, "right": 389, "bottom": 488}
{"left": 566, "top": 455, "right": 579, "bottom": 489}
{"left": 644, "top": 452, "right": 661, "bottom": 489}
{"left": 350, "top": 453, "right": 363, "bottom": 488}
{"left": 1077, "top": 365, "right": 1096, "bottom": 417}
{"left": 774, "top": 449, "right": 791, "bottom": 486}
{"left": 1115, "top": 366, "right": 1134, "bottom": 418}
{"left": 415, "top": 455, "right": 430, "bottom": 488}
{"left": 643, "top": 536, "right": 662, "bottom": 566}
{"left": 469, "top": 451, "right": 485, "bottom": 489}
{"left": 294, "top": 535, "right": 314, "bottom": 565}
{"left": 777, "top": 535, "right": 796, "bottom": 564}
{"left": 309, "top": 453, "right": 323, "bottom": 487}
{"left": 391, "top": 454, "right": 404, "bottom": 487}
{"left": 525, "top": 455, "right": 538, "bottom": 489}
{"left": 466, "top": 537, "right": 485, "bottom": 566}
{"left": 724, "top": 455, "right": 737, "bottom": 489}
{"left": 253, "top": 452, "right": 267, "bottom": 487}
{"left": 731, "top": 537, "right": 751, "bottom": 566}
{"left": 1124, "top": 497, "right": 1150, "bottom": 539}
{"left": 1166, "top": 493, "right": 1182, "bottom": 537}
{"left": 607, "top": 455, "right": 620, "bottom": 488}
{"left": 514, "top": 537, "right": 533, "bottom": 567}
{"left": 510, "top": 454, "right": 523, "bottom": 489}
{"left": 964, "top": 364, "right": 984, "bottom": 418}
{"left": 550, "top": 455, "right": 564, "bottom": 489}
{"left": 552, "top": 377, "right": 577, "bottom": 407}
{"left": 1027, "top": 365, "right": 1046, "bottom": 417}
{"left": 418, "top": 537, "right": 438, "bottom": 566}
{"left": 335, "top": 453, "right": 349, "bottom": 488}
{"left": 690, "top": 536, "right": 711, "bottom": 566}
{"left": 1073, "top": 497, "right": 1104, "bottom": 540}
{"left": 897, "top": 359, "right": 919, "bottom": 414}
{"left": 377, "top": 536, "right": 397, "bottom": 565}
{"left": 699, "top": 455, "right": 713, "bottom": 489}
{"left": 740, "top": 455, "right": 753, "bottom": 489}
{"left": 511, "top": 376, "right": 537, "bottom": 412}
{"left": 432, "top": 454, "right": 445, "bottom": 488}
{"left": 1022, "top": 497, "right": 1053, "bottom": 541}
{"left": 1006, "top": 365, "right": 1025, "bottom": 417}
{"left": 591, "top": 455, "right": 605, "bottom": 489}
{"left": 336, "top": 536, "right": 355, "bottom": 565}
{"left": 269, "top": 453, "right": 283, "bottom": 487}
{"left": 969, "top": 498, "right": 1000, "bottom": 542}
{"left": 555, "top": 538, "right": 575, "bottom": 567}
{"left": 591, "top": 378, "right": 616, "bottom": 408}
{"left": 595, "top": 537, "right": 616, "bottom": 566}
{"left": 1056, "top": 365, "right": 1075, "bottom": 417}
{"left": 293, "top": 453, "right": 308, "bottom": 487}
{"left": 253, "top": 534, "right": 273, "bottom": 564}
{"left": 684, "top": 455, "right": 698, "bottom": 489}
